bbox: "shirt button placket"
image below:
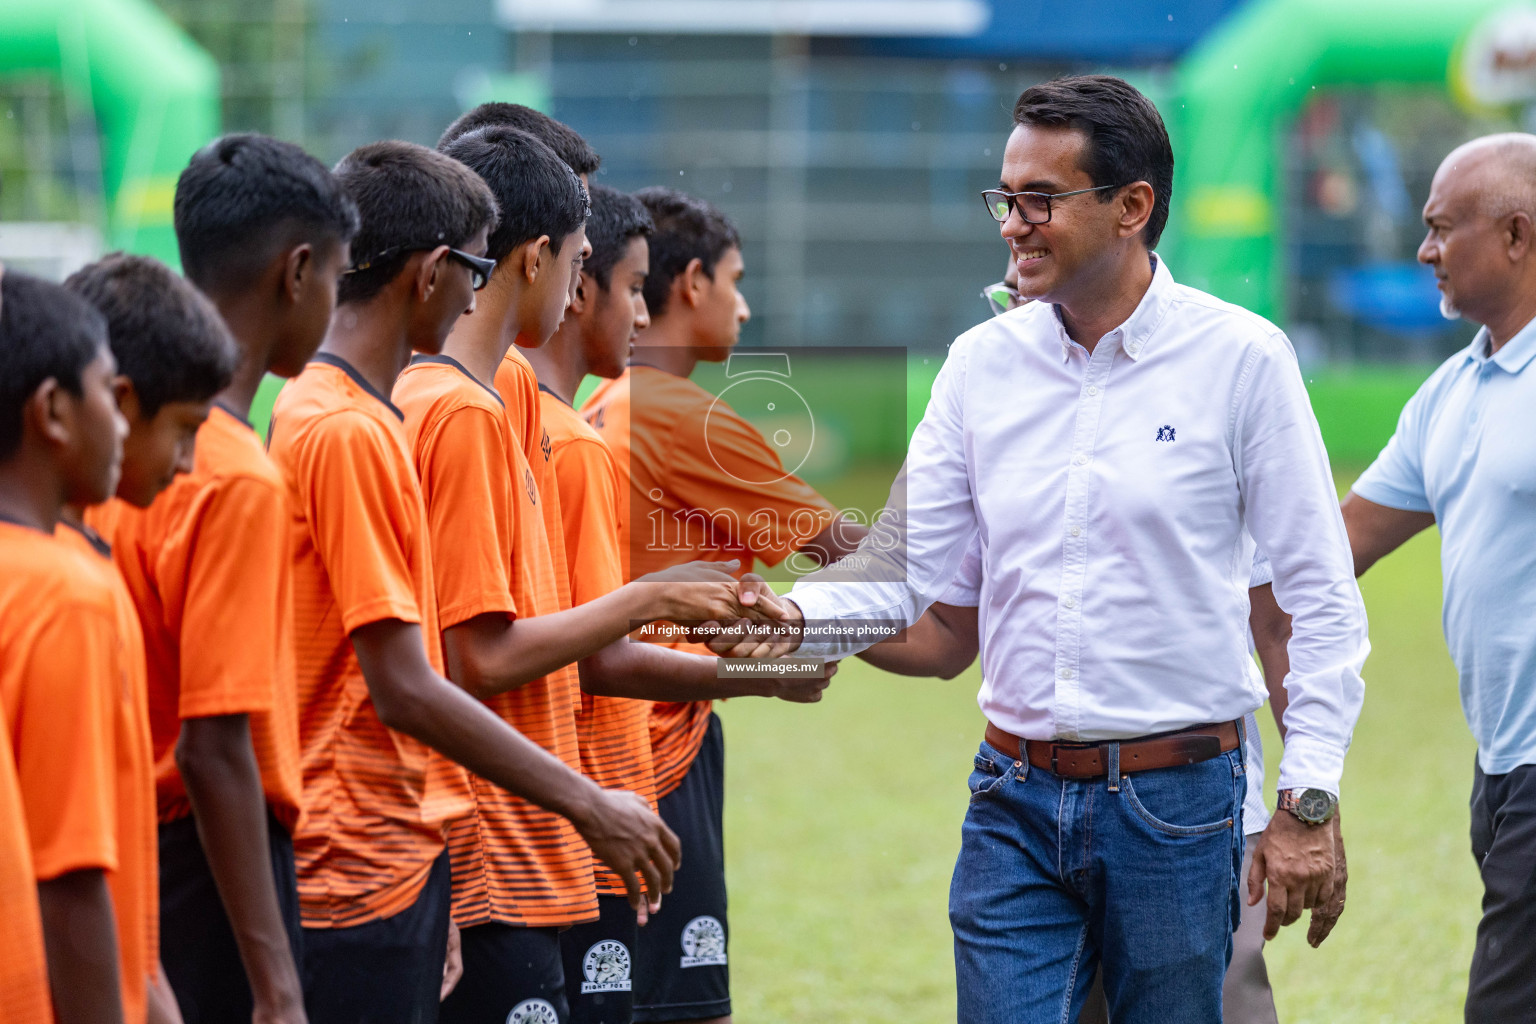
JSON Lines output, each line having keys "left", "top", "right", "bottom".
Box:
{"left": 1055, "top": 344, "right": 1112, "bottom": 739}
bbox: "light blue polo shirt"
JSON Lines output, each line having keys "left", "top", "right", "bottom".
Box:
{"left": 1353, "top": 318, "right": 1536, "bottom": 775}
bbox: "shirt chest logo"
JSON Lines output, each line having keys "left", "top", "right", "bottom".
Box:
{"left": 1155, "top": 424, "right": 1177, "bottom": 442}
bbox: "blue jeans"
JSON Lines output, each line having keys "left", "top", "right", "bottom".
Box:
{"left": 950, "top": 739, "right": 1246, "bottom": 1024}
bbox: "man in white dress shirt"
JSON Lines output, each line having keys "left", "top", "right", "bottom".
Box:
{"left": 713, "top": 75, "right": 1367, "bottom": 1021}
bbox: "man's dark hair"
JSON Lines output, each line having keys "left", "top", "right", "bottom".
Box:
{"left": 0, "top": 270, "right": 109, "bottom": 460}
{"left": 440, "top": 126, "right": 589, "bottom": 264}
{"left": 583, "top": 185, "right": 654, "bottom": 291}
{"left": 64, "top": 254, "right": 239, "bottom": 417}
{"left": 633, "top": 188, "right": 741, "bottom": 317}
{"left": 1012, "top": 75, "right": 1175, "bottom": 249}
{"left": 437, "top": 103, "right": 601, "bottom": 177}
{"left": 174, "top": 133, "right": 360, "bottom": 293}
{"left": 332, "top": 140, "right": 500, "bottom": 304}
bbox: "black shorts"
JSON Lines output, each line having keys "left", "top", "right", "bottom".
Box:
{"left": 633, "top": 713, "right": 729, "bottom": 1023}
{"left": 158, "top": 810, "right": 303, "bottom": 1024}
{"left": 302, "top": 851, "right": 451, "bottom": 1024}
{"left": 440, "top": 922, "right": 568, "bottom": 1024}
{"left": 561, "top": 895, "right": 640, "bottom": 1024}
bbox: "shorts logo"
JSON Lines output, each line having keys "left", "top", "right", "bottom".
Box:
{"left": 679, "top": 915, "right": 728, "bottom": 968}
{"left": 506, "top": 999, "right": 559, "bottom": 1024}
{"left": 581, "top": 940, "right": 632, "bottom": 993}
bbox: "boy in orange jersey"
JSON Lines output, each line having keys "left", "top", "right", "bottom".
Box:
{"left": 528, "top": 184, "right": 832, "bottom": 1024}
{"left": 413, "top": 126, "right": 777, "bottom": 1024}
{"left": 0, "top": 269, "right": 129, "bottom": 1024}
{"left": 89, "top": 134, "right": 359, "bottom": 1024}
{"left": 270, "top": 140, "right": 688, "bottom": 1024}
{"left": 582, "top": 189, "right": 862, "bottom": 1024}
{"left": 63, "top": 253, "right": 240, "bottom": 1024}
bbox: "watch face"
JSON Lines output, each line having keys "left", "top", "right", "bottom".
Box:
{"left": 1297, "top": 789, "right": 1333, "bottom": 822}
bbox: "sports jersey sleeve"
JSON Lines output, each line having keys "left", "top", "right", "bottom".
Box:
{"left": 551, "top": 434, "right": 625, "bottom": 607}
{"left": 414, "top": 404, "right": 519, "bottom": 629}
{"left": 8, "top": 604, "right": 119, "bottom": 879}
{"left": 166, "top": 475, "right": 285, "bottom": 718}
{"left": 1350, "top": 374, "right": 1436, "bottom": 513}
{"left": 666, "top": 397, "right": 837, "bottom": 567}
{"left": 300, "top": 412, "right": 426, "bottom": 633}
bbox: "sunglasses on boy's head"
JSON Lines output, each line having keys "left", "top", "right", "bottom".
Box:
{"left": 345, "top": 245, "right": 498, "bottom": 291}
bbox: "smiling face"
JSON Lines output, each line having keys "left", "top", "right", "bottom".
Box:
{"left": 997, "top": 124, "right": 1145, "bottom": 307}
{"left": 583, "top": 236, "right": 650, "bottom": 379}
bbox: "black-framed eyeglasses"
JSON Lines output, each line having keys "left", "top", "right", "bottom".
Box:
{"left": 980, "top": 281, "right": 1025, "bottom": 316}
{"left": 980, "top": 183, "right": 1127, "bottom": 225}
{"left": 345, "top": 245, "right": 498, "bottom": 290}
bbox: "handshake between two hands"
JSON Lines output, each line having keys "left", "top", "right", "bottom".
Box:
{"left": 636, "top": 559, "right": 808, "bottom": 660}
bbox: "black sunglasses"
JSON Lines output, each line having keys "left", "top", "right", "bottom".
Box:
{"left": 346, "top": 245, "right": 497, "bottom": 290}
{"left": 980, "top": 183, "right": 1128, "bottom": 225}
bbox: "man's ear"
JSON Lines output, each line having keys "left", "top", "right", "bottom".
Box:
{"left": 1117, "top": 182, "right": 1156, "bottom": 241}
{"left": 282, "top": 243, "right": 315, "bottom": 305}
{"left": 522, "top": 236, "right": 553, "bottom": 283}
{"left": 678, "top": 257, "right": 706, "bottom": 309}
{"left": 1506, "top": 211, "right": 1533, "bottom": 262}
{"left": 112, "top": 376, "right": 146, "bottom": 426}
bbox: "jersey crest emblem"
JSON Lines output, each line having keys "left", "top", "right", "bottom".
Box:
{"left": 581, "top": 940, "right": 632, "bottom": 992}
{"left": 680, "top": 915, "right": 728, "bottom": 968}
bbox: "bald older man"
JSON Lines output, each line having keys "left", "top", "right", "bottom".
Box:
{"left": 1346, "top": 133, "right": 1536, "bottom": 1021}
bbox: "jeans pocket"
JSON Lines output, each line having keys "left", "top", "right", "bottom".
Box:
{"left": 967, "top": 747, "right": 1011, "bottom": 801}
{"left": 1120, "top": 757, "right": 1236, "bottom": 837}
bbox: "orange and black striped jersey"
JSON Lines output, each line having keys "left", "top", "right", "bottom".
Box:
{"left": 0, "top": 520, "right": 112, "bottom": 1024}
{"left": 88, "top": 405, "right": 303, "bottom": 834}
{"left": 56, "top": 521, "right": 157, "bottom": 1024}
{"left": 394, "top": 356, "right": 596, "bottom": 929}
{"left": 268, "top": 355, "right": 472, "bottom": 929}
{"left": 494, "top": 347, "right": 573, "bottom": 612}
{"left": 540, "top": 388, "right": 657, "bottom": 898}
{"left": 582, "top": 365, "right": 837, "bottom": 796}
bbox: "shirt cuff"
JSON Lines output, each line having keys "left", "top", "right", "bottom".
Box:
{"left": 1274, "top": 736, "right": 1347, "bottom": 800}
{"left": 785, "top": 591, "right": 837, "bottom": 659}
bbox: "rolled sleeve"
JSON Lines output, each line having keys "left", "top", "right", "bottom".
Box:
{"left": 1234, "top": 336, "right": 1369, "bottom": 797}
{"left": 791, "top": 342, "right": 980, "bottom": 658}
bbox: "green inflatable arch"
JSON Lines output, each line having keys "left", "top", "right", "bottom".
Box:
{"left": 1165, "top": 0, "right": 1508, "bottom": 321}
{"left": 1, "top": 0, "right": 218, "bottom": 265}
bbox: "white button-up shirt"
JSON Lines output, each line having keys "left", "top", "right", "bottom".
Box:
{"left": 791, "top": 257, "right": 1368, "bottom": 795}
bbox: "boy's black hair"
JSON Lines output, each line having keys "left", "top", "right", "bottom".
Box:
{"left": 634, "top": 188, "right": 741, "bottom": 317}
{"left": 583, "top": 184, "right": 654, "bottom": 292}
{"left": 439, "top": 126, "right": 589, "bottom": 264}
{"left": 437, "top": 103, "right": 601, "bottom": 177}
{"left": 174, "top": 133, "right": 361, "bottom": 293}
{"left": 0, "top": 270, "right": 110, "bottom": 460}
{"left": 1013, "top": 75, "right": 1175, "bottom": 249}
{"left": 64, "top": 254, "right": 239, "bottom": 416}
{"left": 332, "top": 140, "right": 500, "bottom": 304}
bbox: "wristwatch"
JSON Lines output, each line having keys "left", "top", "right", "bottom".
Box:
{"left": 1277, "top": 787, "right": 1338, "bottom": 825}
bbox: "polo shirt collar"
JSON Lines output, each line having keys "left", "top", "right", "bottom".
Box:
{"left": 1484, "top": 314, "right": 1536, "bottom": 375}
{"left": 1052, "top": 253, "right": 1174, "bottom": 363}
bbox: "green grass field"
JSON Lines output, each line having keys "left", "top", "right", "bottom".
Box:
{"left": 718, "top": 473, "right": 1478, "bottom": 1022}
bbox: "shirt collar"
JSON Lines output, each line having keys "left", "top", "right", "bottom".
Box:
{"left": 1051, "top": 253, "right": 1174, "bottom": 363}
{"left": 1474, "top": 314, "right": 1536, "bottom": 375}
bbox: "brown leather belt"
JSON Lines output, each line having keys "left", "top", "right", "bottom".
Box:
{"left": 984, "top": 720, "right": 1241, "bottom": 779}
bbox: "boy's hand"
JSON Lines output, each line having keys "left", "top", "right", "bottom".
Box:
{"left": 573, "top": 788, "right": 681, "bottom": 925}
{"left": 702, "top": 579, "right": 806, "bottom": 659}
{"left": 440, "top": 919, "right": 463, "bottom": 1001}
